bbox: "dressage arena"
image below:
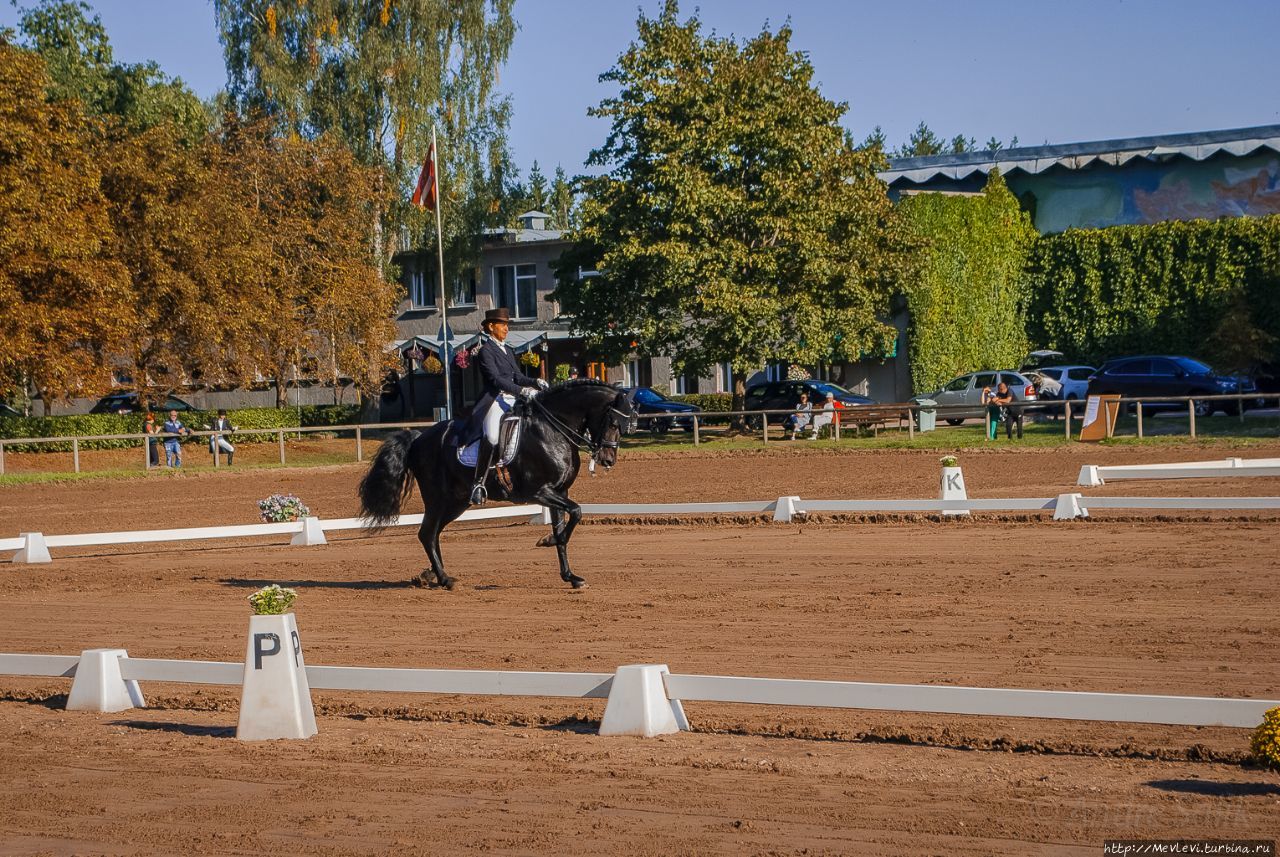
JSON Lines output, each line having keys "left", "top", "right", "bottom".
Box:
{"left": 1, "top": 443, "right": 1278, "bottom": 854}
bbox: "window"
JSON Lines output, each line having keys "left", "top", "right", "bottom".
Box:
{"left": 634, "top": 388, "right": 665, "bottom": 405}
{"left": 672, "top": 372, "right": 697, "bottom": 395}
{"left": 973, "top": 373, "right": 997, "bottom": 389}
{"left": 1000, "top": 373, "right": 1026, "bottom": 387}
{"left": 1114, "top": 360, "right": 1150, "bottom": 376}
{"left": 452, "top": 270, "right": 477, "bottom": 307}
{"left": 715, "top": 362, "right": 733, "bottom": 393}
{"left": 625, "top": 359, "right": 651, "bottom": 388}
{"left": 1150, "top": 359, "right": 1178, "bottom": 377}
{"left": 764, "top": 362, "right": 786, "bottom": 382}
{"left": 944, "top": 376, "right": 970, "bottom": 392}
{"left": 493, "top": 263, "right": 538, "bottom": 319}
{"left": 1067, "top": 367, "right": 1094, "bottom": 381}
{"left": 408, "top": 268, "right": 431, "bottom": 309}
{"left": 1040, "top": 369, "right": 1062, "bottom": 381}
{"left": 746, "top": 385, "right": 768, "bottom": 399}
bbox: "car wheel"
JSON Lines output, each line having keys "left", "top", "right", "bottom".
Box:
{"left": 944, "top": 418, "right": 965, "bottom": 426}
{"left": 1193, "top": 399, "right": 1212, "bottom": 418}
{"left": 744, "top": 414, "right": 762, "bottom": 431}
{"left": 650, "top": 419, "right": 671, "bottom": 435}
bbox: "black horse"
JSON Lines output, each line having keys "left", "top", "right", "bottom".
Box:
{"left": 358, "top": 379, "right": 636, "bottom": 590}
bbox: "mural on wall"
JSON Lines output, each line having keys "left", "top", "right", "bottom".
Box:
{"left": 1010, "top": 151, "right": 1280, "bottom": 233}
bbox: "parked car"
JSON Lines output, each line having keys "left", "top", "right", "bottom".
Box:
{"left": 1086, "top": 356, "right": 1259, "bottom": 416}
{"left": 0, "top": 402, "right": 22, "bottom": 419}
{"left": 1029, "top": 365, "right": 1096, "bottom": 402}
{"left": 621, "top": 386, "right": 701, "bottom": 434}
{"left": 743, "top": 380, "right": 874, "bottom": 428}
{"left": 927, "top": 370, "right": 1041, "bottom": 424}
{"left": 89, "top": 393, "right": 196, "bottom": 415}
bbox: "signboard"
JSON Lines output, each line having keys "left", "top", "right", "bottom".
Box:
{"left": 1078, "top": 394, "right": 1121, "bottom": 442}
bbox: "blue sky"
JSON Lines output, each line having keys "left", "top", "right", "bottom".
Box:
{"left": 3, "top": 0, "right": 1277, "bottom": 177}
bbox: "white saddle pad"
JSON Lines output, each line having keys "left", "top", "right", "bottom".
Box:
{"left": 457, "top": 415, "right": 522, "bottom": 468}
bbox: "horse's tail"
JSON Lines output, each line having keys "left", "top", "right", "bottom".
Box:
{"left": 358, "top": 429, "right": 420, "bottom": 532}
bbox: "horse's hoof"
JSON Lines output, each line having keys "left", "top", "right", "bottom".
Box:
{"left": 442, "top": 577, "right": 457, "bottom": 591}
{"left": 569, "top": 577, "right": 587, "bottom": 590}
{"left": 535, "top": 534, "right": 556, "bottom": 548}
{"left": 411, "top": 575, "right": 427, "bottom": 588}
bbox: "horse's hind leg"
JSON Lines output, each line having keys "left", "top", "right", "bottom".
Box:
{"left": 415, "top": 508, "right": 456, "bottom": 590}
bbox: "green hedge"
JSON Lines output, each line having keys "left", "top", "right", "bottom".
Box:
{"left": 669, "top": 393, "right": 733, "bottom": 412}
{"left": 898, "top": 171, "right": 1036, "bottom": 394}
{"left": 1024, "top": 214, "right": 1280, "bottom": 370}
{"left": 0, "top": 405, "right": 363, "bottom": 452}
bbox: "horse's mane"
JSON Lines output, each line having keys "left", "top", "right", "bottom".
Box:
{"left": 546, "top": 378, "right": 620, "bottom": 395}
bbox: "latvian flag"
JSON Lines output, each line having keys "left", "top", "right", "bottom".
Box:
{"left": 411, "top": 143, "right": 438, "bottom": 211}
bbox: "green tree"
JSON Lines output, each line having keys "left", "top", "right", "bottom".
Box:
{"left": 553, "top": 2, "right": 912, "bottom": 415}
{"left": 14, "top": 0, "right": 208, "bottom": 141}
{"left": 896, "top": 121, "right": 945, "bottom": 157}
{"left": 214, "top": 0, "right": 516, "bottom": 274}
{"left": 526, "top": 159, "right": 547, "bottom": 211}
{"left": 548, "top": 164, "right": 575, "bottom": 230}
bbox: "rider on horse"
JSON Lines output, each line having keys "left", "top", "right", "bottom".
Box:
{"left": 463, "top": 307, "right": 547, "bottom": 504}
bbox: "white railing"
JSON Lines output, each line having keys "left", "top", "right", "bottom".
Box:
{"left": 1079, "top": 456, "right": 1280, "bottom": 486}
{"left": 9, "top": 493, "right": 1280, "bottom": 563}
{"left": 1, "top": 652, "right": 1273, "bottom": 729}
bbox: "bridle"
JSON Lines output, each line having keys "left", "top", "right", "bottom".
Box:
{"left": 529, "top": 396, "right": 636, "bottom": 466}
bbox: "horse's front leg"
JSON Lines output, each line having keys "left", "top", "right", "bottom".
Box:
{"left": 533, "top": 489, "right": 585, "bottom": 589}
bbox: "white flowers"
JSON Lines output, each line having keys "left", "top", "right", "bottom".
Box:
{"left": 939, "top": 455, "right": 958, "bottom": 467}
{"left": 248, "top": 584, "right": 298, "bottom": 615}
{"left": 258, "top": 494, "right": 310, "bottom": 523}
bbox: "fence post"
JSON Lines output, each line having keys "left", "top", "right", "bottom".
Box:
{"left": 692, "top": 415, "right": 699, "bottom": 446}
{"left": 834, "top": 410, "right": 841, "bottom": 441}
{"left": 1136, "top": 402, "right": 1144, "bottom": 438}
{"left": 1239, "top": 393, "right": 1245, "bottom": 425}
{"left": 213, "top": 437, "right": 220, "bottom": 468}
{"left": 72, "top": 437, "right": 80, "bottom": 473}
{"left": 356, "top": 426, "right": 363, "bottom": 462}
{"left": 1063, "top": 400, "right": 1071, "bottom": 439}
{"left": 278, "top": 429, "right": 286, "bottom": 464}
{"left": 0, "top": 440, "right": 5, "bottom": 476}
{"left": 1105, "top": 401, "right": 1114, "bottom": 438}
{"left": 762, "top": 413, "right": 768, "bottom": 444}
{"left": 907, "top": 405, "right": 914, "bottom": 440}
{"left": 984, "top": 410, "right": 990, "bottom": 442}
{"left": 1188, "top": 399, "right": 1196, "bottom": 439}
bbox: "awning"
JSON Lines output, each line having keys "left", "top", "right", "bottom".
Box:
{"left": 503, "top": 329, "right": 579, "bottom": 353}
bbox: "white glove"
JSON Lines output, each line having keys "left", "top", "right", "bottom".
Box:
{"left": 520, "top": 386, "right": 538, "bottom": 400}
{"left": 535, "top": 378, "right": 549, "bottom": 390}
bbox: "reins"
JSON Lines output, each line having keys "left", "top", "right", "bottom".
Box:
{"left": 528, "top": 396, "right": 632, "bottom": 461}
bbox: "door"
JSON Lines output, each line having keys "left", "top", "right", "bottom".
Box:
{"left": 968, "top": 373, "right": 998, "bottom": 409}
{"left": 934, "top": 375, "right": 971, "bottom": 409}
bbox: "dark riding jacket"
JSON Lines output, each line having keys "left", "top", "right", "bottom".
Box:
{"left": 457, "top": 335, "right": 541, "bottom": 446}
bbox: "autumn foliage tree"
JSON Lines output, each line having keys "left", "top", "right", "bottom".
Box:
{"left": 0, "top": 43, "right": 130, "bottom": 403}
{"left": 553, "top": 2, "right": 913, "bottom": 414}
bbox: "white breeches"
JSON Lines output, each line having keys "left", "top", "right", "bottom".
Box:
{"left": 483, "top": 394, "right": 515, "bottom": 444}
{"left": 210, "top": 436, "right": 234, "bottom": 454}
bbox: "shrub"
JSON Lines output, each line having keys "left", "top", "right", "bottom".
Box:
{"left": 1252, "top": 705, "right": 1280, "bottom": 771}
{"left": 257, "top": 494, "right": 311, "bottom": 523}
{"left": 669, "top": 393, "right": 732, "bottom": 412}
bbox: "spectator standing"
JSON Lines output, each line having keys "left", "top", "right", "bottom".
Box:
{"left": 984, "top": 382, "right": 1020, "bottom": 439}
{"left": 161, "top": 409, "right": 191, "bottom": 467}
{"left": 206, "top": 408, "right": 236, "bottom": 465}
{"left": 142, "top": 412, "right": 160, "bottom": 467}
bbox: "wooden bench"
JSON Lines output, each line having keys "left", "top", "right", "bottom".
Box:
{"left": 837, "top": 403, "right": 914, "bottom": 437}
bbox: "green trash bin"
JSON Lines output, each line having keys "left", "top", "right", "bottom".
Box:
{"left": 912, "top": 397, "right": 937, "bottom": 432}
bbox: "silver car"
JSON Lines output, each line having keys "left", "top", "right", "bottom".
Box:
{"left": 929, "top": 370, "right": 1040, "bottom": 425}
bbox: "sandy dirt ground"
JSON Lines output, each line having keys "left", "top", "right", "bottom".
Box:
{"left": 1, "top": 443, "right": 1279, "bottom": 855}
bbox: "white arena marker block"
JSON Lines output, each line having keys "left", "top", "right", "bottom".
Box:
{"left": 773, "top": 496, "right": 802, "bottom": 523}
{"left": 12, "top": 532, "right": 51, "bottom": 564}
{"left": 940, "top": 466, "right": 969, "bottom": 516}
{"left": 290, "top": 516, "right": 327, "bottom": 546}
{"left": 67, "top": 649, "right": 145, "bottom": 712}
{"left": 1053, "top": 493, "right": 1089, "bottom": 521}
{"left": 237, "top": 613, "right": 317, "bottom": 741}
{"left": 1078, "top": 465, "right": 1103, "bottom": 487}
{"left": 599, "top": 664, "right": 688, "bottom": 738}
{"left": 531, "top": 506, "right": 553, "bottom": 526}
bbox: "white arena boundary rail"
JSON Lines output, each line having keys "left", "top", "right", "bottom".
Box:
{"left": 8, "top": 493, "right": 1280, "bottom": 563}
{"left": 1079, "top": 456, "right": 1280, "bottom": 486}
{"left": 1, "top": 650, "right": 1276, "bottom": 734}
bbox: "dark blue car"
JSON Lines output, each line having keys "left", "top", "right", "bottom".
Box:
{"left": 622, "top": 386, "right": 702, "bottom": 434}
{"left": 1087, "top": 356, "right": 1259, "bottom": 416}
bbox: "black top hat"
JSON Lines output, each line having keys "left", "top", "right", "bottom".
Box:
{"left": 483, "top": 307, "right": 510, "bottom": 326}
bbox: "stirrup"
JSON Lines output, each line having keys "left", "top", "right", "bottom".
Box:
{"left": 470, "top": 483, "right": 488, "bottom": 506}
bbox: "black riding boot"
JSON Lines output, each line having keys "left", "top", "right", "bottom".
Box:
{"left": 470, "top": 440, "right": 494, "bottom": 506}
{"left": 227, "top": 451, "right": 234, "bottom": 466}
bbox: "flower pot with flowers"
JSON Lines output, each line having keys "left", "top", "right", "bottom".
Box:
{"left": 518, "top": 351, "right": 541, "bottom": 370}
{"left": 258, "top": 494, "right": 310, "bottom": 523}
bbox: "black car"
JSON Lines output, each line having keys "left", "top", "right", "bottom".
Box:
{"left": 89, "top": 393, "right": 196, "bottom": 415}
{"left": 1087, "top": 356, "right": 1258, "bottom": 416}
{"left": 621, "top": 386, "right": 702, "bottom": 434}
{"left": 744, "top": 380, "right": 874, "bottom": 427}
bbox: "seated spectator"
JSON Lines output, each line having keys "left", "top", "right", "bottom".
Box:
{"left": 206, "top": 408, "right": 237, "bottom": 465}
{"left": 785, "top": 392, "right": 812, "bottom": 439}
{"left": 809, "top": 392, "right": 837, "bottom": 439}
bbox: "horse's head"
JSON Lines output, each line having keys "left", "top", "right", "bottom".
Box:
{"left": 536, "top": 379, "right": 636, "bottom": 471}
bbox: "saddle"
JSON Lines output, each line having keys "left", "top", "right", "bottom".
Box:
{"left": 454, "top": 409, "right": 524, "bottom": 470}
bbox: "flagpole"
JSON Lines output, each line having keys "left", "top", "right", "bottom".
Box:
{"left": 431, "top": 125, "right": 452, "bottom": 420}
